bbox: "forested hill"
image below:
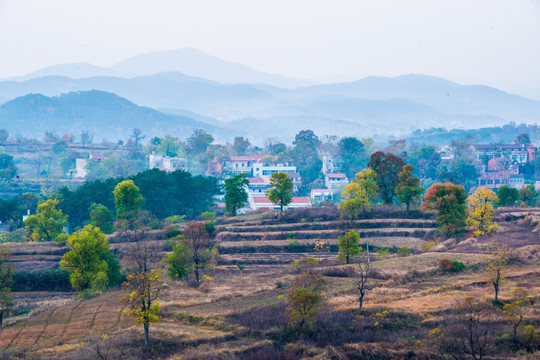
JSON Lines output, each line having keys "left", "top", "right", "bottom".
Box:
{"left": 0, "top": 90, "right": 215, "bottom": 140}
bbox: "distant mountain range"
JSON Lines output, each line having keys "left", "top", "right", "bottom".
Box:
{"left": 3, "top": 48, "right": 309, "bottom": 89}
{"left": 1, "top": 48, "right": 539, "bottom": 144}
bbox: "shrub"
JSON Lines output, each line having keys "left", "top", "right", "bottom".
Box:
{"left": 286, "top": 238, "right": 302, "bottom": 252}
{"left": 397, "top": 245, "right": 411, "bottom": 257}
{"left": 54, "top": 232, "right": 69, "bottom": 245}
{"left": 438, "top": 258, "right": 455, "bottom": 271}
{"left": 201, "top": 211, "right": 216, "bottom": 221}
{"left": 438, "top": 258, "right": 466, "bottom": 272}
{"left": 164, "top": 224, "right": 181, "bottom": 238}
{"left": 12, "top": 269, "right": 72, "bottom": 291}
{"left": 291, "top": 257, "right": 319, "bottom": 272}
{"left": 0, "top": 228, "right": 29, "bottom": 243}
{"left": 204, "top": 221, "right": 215, "bottom": 235}
{"left": 422, "top": 241, "right": 437, "bottom": 252}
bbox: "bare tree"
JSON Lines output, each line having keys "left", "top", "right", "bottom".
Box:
{"left": 357, "top": 256, "right": 370, "bottom": 312}
{"left": 458, "top": 297, "right": 490, "bottom": 360}
{"left": 80, "top": 130, "right": 94, "bottom": 145}
{"left": 131, "top": 128, "right": 146, "bottom": 148}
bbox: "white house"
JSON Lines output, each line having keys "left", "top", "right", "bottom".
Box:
{"left": 310, "top": 189, "right": 334, "bottom": 203}
{"left": 249, "top": 196, "right": 311, "bottom": 211}
{"left": 149, "top": 153, "right": 187, "bottom": 172}
{"left": 324, "top": 173, "right": 349, "bottom": 191}
{"left": 223, "top": 156, "right": 297, "bottom": 178}
{"left": 75, "top": 153, "right": 102, "bottom": 179}
{"left": 247, "top": 177, "right": 272, "bottom": 197}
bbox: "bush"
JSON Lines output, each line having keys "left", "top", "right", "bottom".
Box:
{"left": 0, "top": 228, "right": 29, "bottom": 243}
{"left": 204, "top": 221, "right": 215, "bottom": 235}
{"left": 397, "top": 245, "right": 411, "bottom": 257}
{"left": 54, "top": 233, "right": 69, "bottom": 245}
{"left": 438, "top": 258, "right": 455, "bottom": 272}
{"left": 438, "top": 259, "right": 466, "bottom": 272}
{"left": 291, "top": 257, "right": 319, "bottom": 272}
{"left": 422, "top": 241, "right": 437, "bottom": 252}
{"left": 164, "top": 224, "right": 181, "bottom": 238}
{"left": 12, "top": 269, "right": 72, "bottom": 291}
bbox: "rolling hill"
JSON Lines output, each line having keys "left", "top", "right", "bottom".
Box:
{"left": 0, "top": 90, "right": 217, "bottom": 140}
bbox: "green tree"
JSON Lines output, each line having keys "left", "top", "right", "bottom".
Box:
{"left": 0, "top": 154, "right": 17, "bottom": 180}
{"left": 156, "top": 135, "right": 180, "bottom": 157}
{"left": 183, "top": 222, "right": 216, "bottom": 286}
{"left": 0, "top": 129, "right": 9, "bottom": 143}
{"left": 59, "top": 225, "right": 117, "bottom": 295}
{"left": 368, "top": 151, "right": 406, "bottom": 204}
{"left": 395, "top": 164, "right": 424, "bottom": 215}
{"left": 337, "top": 230, "right": 360, "bottom": 264}
{"left": 24, "top": 199, "right": 68, "bottom": 242}
{"left": 121, "top": 269, "right": 161, "bottom": 348}
{"left": 89, "top": 203, "right": 115, "bottom": 234}
{"left": 339, "top": 168, "right": 378, "bottom": 219}
{"left": 338, "top": 137, "right": 367, "bottom": 179}
{"left": 287, "top": 273, "right": 326, "bottom": 333}
{"left": 497, "top": 185, "right": 519, "bottom": 207}
{"left": 422, "top": 183, "right": 467, "bottom": 236}
{"left": 519, "top": 184, "right": 537, "bottom": 207}
{"left": 291, "top": 130, "right": 322, "bottom": 192}
{"left": 231, "top": 136, "right": 251, "bottom": 156}
{"left": 0, "top": 245, "right": 14, "bottom": 327}
{"left": 266, "top": 172, "right": 294, "bottom": 213}
{"left": 164, "top": 242, "right": 193, "bottom": 280}
{"left": 186, "top": 129, "right": 214, "bottom": 156}
{"left": 113, "top": 180, "right": 144, "bottom": 218}
{"left": 224, "top": 173, "right": 249, "bottom": 216}
{"left": 516, "top": 133, "right": 531, "bottom": 146}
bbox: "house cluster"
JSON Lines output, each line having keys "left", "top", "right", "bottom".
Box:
{"left": 215, "top": 155, "right": 350, "bottom": 212}
{"left": 473, "top": 143, "right": 536, "bottom": 190}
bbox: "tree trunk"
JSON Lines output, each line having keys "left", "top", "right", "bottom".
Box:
{"left": 358, "top": 292, "right": 364, "bottom": 312}
{"left": 406, "top": 202, "right": 410, "bottom": 216}
{"left": 0, "top": 311, "right": 3, "bottom": 327}
{"left": 144, "top": 323, "right": 150, "bottom": 348}
{"left": 194, "top": 265, "right": 200, "bottom": 286}
{"left": 280, "top": 202, "right": 283, "bottom": 213}
{"left": 494, "top": 281, "right": 499, "bottom": 304}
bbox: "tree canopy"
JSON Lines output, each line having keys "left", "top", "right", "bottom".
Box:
{"left": 368, "top": 151, "right": 406, "bottom": 204}
{"left": 224, "top": 173, "right": 249, "bottom": 216}
{"left": 266, "top": 172, "right": 294, "bottom": 213}
{"left": 422, "top": 183, "right": 467, "bottom": 236}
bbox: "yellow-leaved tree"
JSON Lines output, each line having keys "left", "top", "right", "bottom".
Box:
{"left": 466, "top": 186, "right": 498, "bottom": 236}
{"left": 339, "top": 168, "right": 378, "bottom": 220}
{"left": 120, "top": 269, "right": 162, "bottom": 349}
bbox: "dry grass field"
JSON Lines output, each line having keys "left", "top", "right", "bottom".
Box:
{"left": 1, "top": 207, "right": 539, "bottom": 359}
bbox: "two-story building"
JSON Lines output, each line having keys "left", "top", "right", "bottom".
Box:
{"left": 324, "top": 173, "right": 349, "bottom": 192}
{"left": 222, "top": 156, "right": 297, "bottom": 178}
{"left": 149, "top": 153, "right": 188, "bottom": 172}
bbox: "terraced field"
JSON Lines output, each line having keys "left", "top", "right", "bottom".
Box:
{"left": 214, "top": 214, "right": 437, "bottom": 264}
{"left": 1, "top": 208, "right": 538, "bottom": 359}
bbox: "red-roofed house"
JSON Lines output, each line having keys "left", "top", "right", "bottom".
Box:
{"left": 249, "top": 196, "right": 311, "bottom": 211}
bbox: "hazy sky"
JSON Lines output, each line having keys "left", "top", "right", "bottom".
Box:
{"left": 1, "top": 0, "right": 540, "bottom": 92}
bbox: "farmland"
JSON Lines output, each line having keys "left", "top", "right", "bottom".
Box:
{"left": 0, "top": 207, "right": 539, "bottom": 359}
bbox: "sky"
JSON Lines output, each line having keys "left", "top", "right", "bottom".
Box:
{"left": 1, "top": 0, "right": 540, "bottom": 94}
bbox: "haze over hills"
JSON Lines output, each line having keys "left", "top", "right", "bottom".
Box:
{"left": 0, "top": 91, "right": 217, "bottom": 141}
{"left": 3, "top": 48, "right": 309, "bottom": 89}
{"left": 1, "top": 48, "right": 540, "bottom": 143}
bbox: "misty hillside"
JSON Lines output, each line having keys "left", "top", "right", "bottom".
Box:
{"left": 0, "top": 91, "right": 216, "bottom": 140}
{"left": 4, "top": 48, "right": 309, "bottom": 89}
